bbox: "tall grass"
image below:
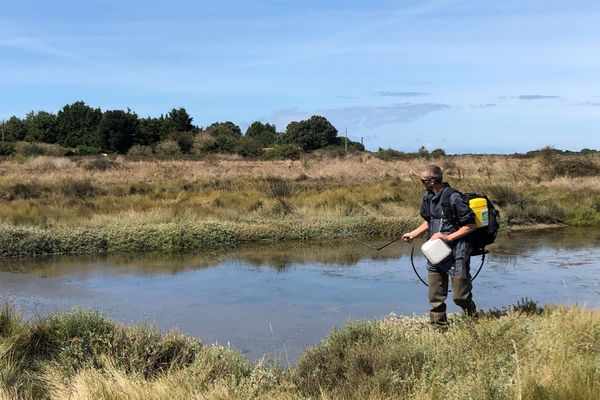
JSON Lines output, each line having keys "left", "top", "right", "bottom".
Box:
{"left": 0, "top": 303, "right": 598, "bottom": 399}
{"left": 0, "top": 154, "right": 599, "bottom": 256}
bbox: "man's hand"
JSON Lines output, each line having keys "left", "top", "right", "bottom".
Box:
{"left": 430, "top": 232, "right": 450, "bottom": 242}
{"left": 401, "top": 233, "right": 414, "bottom": 243}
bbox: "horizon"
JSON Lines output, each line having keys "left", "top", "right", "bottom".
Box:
{"left": 2, "top": 0, "right": 600, "bottom": 154}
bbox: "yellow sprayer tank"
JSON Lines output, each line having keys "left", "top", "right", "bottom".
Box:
{"left": 469, "top": 198, "right": 489, "bottom": 228}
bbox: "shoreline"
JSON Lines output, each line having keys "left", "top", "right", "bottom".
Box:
{"left": 0, "top": 219, "right": 579, "bottom": 258}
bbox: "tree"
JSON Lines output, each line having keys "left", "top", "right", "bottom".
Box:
{"left": 201, "top": 134, "right": 239, "bottom": 153}
{"left": 137, "top": 116, "right": 168, "bottom": 145}
{"left": 246, "top": 121, "right": 277, "bottom": 147}
{"left": 166, "top": 108, "right": 194, "bottom": 132}
{"left": 97, "top": 110, "right": 138, "bottom": 154}
{"left": 55, "top": 101, "right": 102, "bottom": 148}
{"left": 280, "top": 115, "right": 338, "bottom": 151}
{"left": 236, "top": 136, "right": 264, "bottom": 157}
{"left": 2, "top": 116, "right": 28, "bottom": 142}
{"left": 25, "top": 111, "right": 57, "bottom": 143}
{"left": 168, "top": 131, "right": 195, "bottom": 154}
{"left": 205, "top": 121, "right": 242, "bottom": 137}
{"left": 430, "top": 148, "right": 446, "bottom": 158}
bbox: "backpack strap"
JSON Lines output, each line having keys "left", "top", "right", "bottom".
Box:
{"left": 441, "top": 187, "right": 458, "bottom": 224}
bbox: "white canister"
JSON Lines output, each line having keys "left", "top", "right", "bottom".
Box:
{"left": 421, "top": 239, "right": 451, "bottom": 265}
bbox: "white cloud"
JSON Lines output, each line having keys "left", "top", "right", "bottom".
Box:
{"left": 268, "top": 103, "right": 451, "bottom": 131}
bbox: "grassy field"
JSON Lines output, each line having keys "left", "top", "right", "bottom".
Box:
{"left": 0, "top": 302, "right": 598, "bottom": 399}
{"left": 1, "top": 153, "right": 600, "bottom": 256}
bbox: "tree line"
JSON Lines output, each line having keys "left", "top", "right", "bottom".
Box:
{"left": 0, "top": 101, "right": 364, "bottom": 158}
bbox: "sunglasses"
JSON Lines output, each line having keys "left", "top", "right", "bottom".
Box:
{"left": 420, "top": 177, "right": 434, "bottom": 184}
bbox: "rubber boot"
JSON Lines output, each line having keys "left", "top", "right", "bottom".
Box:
{"left": 451, "top": 276, "right": 477, "bottom": 316}
{"left": 428, "top": 273, "right": 449, "bottom": 327}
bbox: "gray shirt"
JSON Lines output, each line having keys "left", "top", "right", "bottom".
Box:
{"left": 420, "top": 183, "right": 475, "bottom": 269}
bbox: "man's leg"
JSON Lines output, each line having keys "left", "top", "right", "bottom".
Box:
{"left": 451, "top": 257, "right": 476, "bottom": 316}
{"left": 428, "top": 272, "right": 449, "bottom": 326}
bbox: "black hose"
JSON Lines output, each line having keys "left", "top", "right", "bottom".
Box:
{"left": 409, "top": 241, "right": 486, "bottom": 287}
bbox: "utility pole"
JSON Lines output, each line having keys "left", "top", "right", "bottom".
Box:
{"left": 345, "top": 127, "right": 348, "bottom": 155}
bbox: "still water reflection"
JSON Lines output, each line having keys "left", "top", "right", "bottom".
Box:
{"left": 1, "top": 227, "right": 599, "bottom": 362}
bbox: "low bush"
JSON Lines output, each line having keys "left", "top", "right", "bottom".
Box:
{"left": 155, "top": 140, "right": 181, "bottom": 156}
{"left": 76, "top": 145, "right": 100, "bottom": 156}
{"left": 127, "top": 144, "right": 153, "bottom": 157}
{"left": 263, "top": 144, "right": 302, "bottom": 160}
{"left": 0, "top": 142, "right": 16, "bottom": 155}
{"left": 375, "top": 147, "right": 417, "bottom": 161}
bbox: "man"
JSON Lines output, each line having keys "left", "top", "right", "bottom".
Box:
{"left": 401, "top": 165, "right": 477, "bottom": 327}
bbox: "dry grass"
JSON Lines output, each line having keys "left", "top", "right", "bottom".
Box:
{"left": 1, "top": 154, "right": 599, "bottom": 255}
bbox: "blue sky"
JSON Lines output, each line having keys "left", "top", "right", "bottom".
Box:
{"left": 1, "top": 0, "right": 599, "bottom": 153}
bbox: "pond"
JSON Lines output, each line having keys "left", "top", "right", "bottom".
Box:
{"left": 1, "top": 227, "right": 599, "bottom": 363}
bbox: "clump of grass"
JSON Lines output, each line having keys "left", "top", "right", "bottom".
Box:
{"left": 6, "top": 182, "right": 44, "bottom": 200}
{"left": 60, "top": 179, "right": 102, "bottom": 199}
{"left": 293, "top": 321, "right": 425, "bottom": 398}
{"left": 265, "top": 178, "right": 294, "bottom": 198}
{"left": 0, "top": 308, "right": 204, "bottom": 399}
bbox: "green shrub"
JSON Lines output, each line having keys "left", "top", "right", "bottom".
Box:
{"left": 14, "top": 142, "right": 47, "bottom": 156}
{"left": 564, "top": 206, "right": 600, "bottom": 226}
{"left": 375, "top": 148, "right": 416, "bottom": 161}
{"left": 155, "top": 140, "right": 181, "bottom": 156}
{"left": 263, "top": 144, "right": 302, "bottom": 160}
{"left": 236, "top": 137, "right": 264, "bottom": 157}
{"left": 76, "top": 145, "right": 100, "bottom": 155}
{"left": 168, "top": 131, "right": 195, "bottom": 154}
{"left": 127, "top": 144, "right": 154, "bottom": 157}
{"left": 0, "top": 142, "right": 16, "bottom": 155}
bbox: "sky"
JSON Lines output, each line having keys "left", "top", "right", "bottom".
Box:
{"left": 1, "top": 0, "right": 600, "bottom": 153}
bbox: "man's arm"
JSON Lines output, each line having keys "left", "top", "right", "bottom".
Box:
{"left": 401, "top": 221, "right": 429, "bottom": 242}
{"left": 431, "top": 224, "right": 476, "bottom": 243}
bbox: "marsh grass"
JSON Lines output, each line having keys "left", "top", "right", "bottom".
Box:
{"left": 0, "top": 303, "right": 598, "bottom": 399}
{"left": 0, "top": 154, "right": 599, "bottom": 255}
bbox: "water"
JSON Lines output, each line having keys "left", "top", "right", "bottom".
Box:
{"left": 1, "top": 227, "right": 599, "bottom": 363}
